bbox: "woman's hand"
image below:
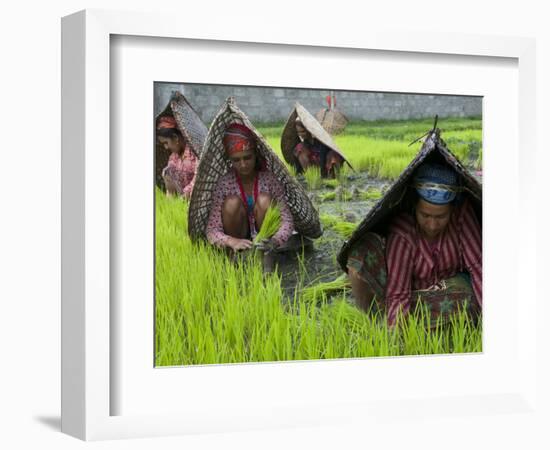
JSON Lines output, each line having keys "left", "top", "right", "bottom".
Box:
{"left": 163, "top": 173, "right": 178, "bottom": 196}
{"left": 254, "top": 238, "right": 276, "bottom": 253}
{"left": 226, "top": 237, "right": 253, "bottom": 252}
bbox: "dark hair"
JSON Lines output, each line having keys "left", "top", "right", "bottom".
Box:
{"left": 157, "top": 127, "right": 184, "bottom": 141}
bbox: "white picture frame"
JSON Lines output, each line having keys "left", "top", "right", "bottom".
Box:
{"left": 61, "top": 9, "right": 539, "bottom": 442}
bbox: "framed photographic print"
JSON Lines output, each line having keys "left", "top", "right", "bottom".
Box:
{"left": 62, "top": 9, "right": 538, "bottom": 442}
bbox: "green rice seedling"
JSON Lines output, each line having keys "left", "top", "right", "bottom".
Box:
{"left": 378, "top": 156, "right": 415, "bottom": 179}
{"left": 300, "top": 274, "right": 350, "bottom": 304}
{"left": 319, "top": 214, "right": 358, "bottom": 238}
{"left": 256, "top": 123, "right": 285, "bottom": 138}
{"left": 331, "top": 221, "right": 357, "bottom": 239}
{"left": 444, "top": 129, "right": 482, "bottom": 144}
{"left": 337, "top": 164, "right": 350, "bottom": 187}
{"left": 293, "top": 245, "right": 309, "bottom": 292}
{"left": 304, "top": 166, "right": 322, "bottom": 190}
{"left": 359, "top": 187, "right": 383, "bottom": 201}
{"left": 254, "top": 203, "right": 282, "bottom": 243}
{"left": 319, "top": 191, "right": 336, "bottom": 202}
{"left": 286, "top": 163, "right": 298, "bottom": 178}
{"left": 339, "top": 188, "right": 353, "bottom": 202}
{"left": 334, "top": 136, "right": 419, "bottom": 178}
{"left": 322, "top": 178, "right": 340, "bottom": 188}
{"left": 475, "top": 148, "right": 483, "bottom": 170}
{"left": 320, "top": 213, "right": 340, "bottom": 228}
{"left": 447, "top": 301, "right": 482, "bottom": 353}
{"left": 341, "top": 117, "right": 481, "bottom": 142}
{"left": 449, "top": 142, "right": 470, "bottom": 163}
{"left": 323, "top": 186, "right": 353, "bottom": 202}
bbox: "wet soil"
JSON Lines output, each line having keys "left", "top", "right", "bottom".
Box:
{"left": 267, "top": 172, "right": 390, "bottom": 298}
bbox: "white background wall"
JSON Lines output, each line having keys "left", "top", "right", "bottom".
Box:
{"left": 0, "top": 1, "right": 548, "bottom": 449}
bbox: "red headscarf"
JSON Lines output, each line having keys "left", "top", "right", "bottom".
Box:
{"left": 157, "top": 116, "right": 178, "bottom": 130}
{"left": 223, "top": 123, "right": 255, "bottom": 155}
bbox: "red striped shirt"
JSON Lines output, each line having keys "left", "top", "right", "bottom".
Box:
{"left": 385, "top": 199, "right": 482, "bottom": 325}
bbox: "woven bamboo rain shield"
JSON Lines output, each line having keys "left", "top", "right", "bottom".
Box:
{"left": 188, "top": 97, "right": 322, "bottom": 241}
{"left": 281, "top": 102, "right": 353, "bottom": 170}
{"left": 315, "top": 94, "right": 348, "bottom": 135}
{"left": 315, "top": 108, "right": 349, "bottom": 135}
{"left": 337, "top": 129, "right": 482, "bottom": 272}
{"left": 155, "top": 91, "right": 208, "bottom": 187}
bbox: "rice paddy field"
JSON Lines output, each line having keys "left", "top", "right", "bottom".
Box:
{"left": 155, "top": 116, "right": 483, "bottom": 366}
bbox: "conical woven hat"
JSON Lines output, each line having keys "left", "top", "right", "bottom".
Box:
{"left": 156, "top": 91, "right": 208, "bottom": 158}
{"left": 337, "top": 128, "right": 482, "bottom": 272}
{"left": 315, "top": 108, "right": 349, "bottom": 135}
{"left": 155, "top": 92, "right": 208, "bottom": 187}
{"left": 281, "top": 102, "right": 353, "bottom": 169}
{"left": 188, "top": 97, "right": 322, "bottom": 241}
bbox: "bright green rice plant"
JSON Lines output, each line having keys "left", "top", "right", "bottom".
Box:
{"left": 300, "top": 274, "right": 350, "bottom": 304}
{"left": 319, "top": 191, "right": 336, "bottom": 202}
{"left": 337, "top": 164, "right": 350, "bottom": 186}
{"left": 319, "top": 213, "right": 357, "bottom": 238}
{"left": 322, "top": 178, "right": 340, "bottom": 188}
{"left": 340, "top": 138, "right": 419, "bottom": 179}
{"left": 331, "top": 221, "right": 357, "bottom": 239}
{"left": 254, "top": 203, "right": 281, "bottom": 243}
{"left": 339, "top": 188, "right": 353, "bottom": 202}
{"left": 286, "top": 163, "right": 298, "bottom": 178}
{"left": 359, "top": 187, "right": 383, "bottom": 201}
{"left": 320, "top": 213, "right": 340, "bottom": 228}
{"left": 304, "top": 166, "right": 322, "bottom": 190}
{"left": 340, "top": 117, "right": 481, "bottom": 142}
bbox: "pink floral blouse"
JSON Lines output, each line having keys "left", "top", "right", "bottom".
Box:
{"left": 162, "top": 145, "right": 197, "bottom": 198}
{"left": 206, "top": 170, "right": 294, "bottom": 247}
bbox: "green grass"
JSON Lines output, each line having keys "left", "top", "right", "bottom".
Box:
{"left": 156, "top": 190, "right": 482, "bottom": 366}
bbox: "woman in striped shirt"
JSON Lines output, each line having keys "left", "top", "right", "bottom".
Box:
{"left": 347, "top": 163, "right": 482, "bottom": 327}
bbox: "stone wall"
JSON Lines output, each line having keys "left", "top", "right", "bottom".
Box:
{"left": 154, "top": 83, "right": 481, "bottom": 124}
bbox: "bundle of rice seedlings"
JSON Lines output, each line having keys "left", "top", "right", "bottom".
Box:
{"left": 359, "top": 188, "right": 383, "bottom": 201}
{"left": 320, "top": 213, "right": 340, "bottom": 228}
{"left": 254, "top": 203, "right": 282, "bottom": 243}
{"left": 336, "top": 164, "right": 350, "bottom": 186}
{"left": 331, "top": 221, "right": 357, "bottom": 239}
{"left": 301, "top": 274, "right": 350, "bottom": 303}
{"left": 319, "top": 192, "right": 336, "bottom": 202}
{"left": 322, "top": 179, "right": 340, "bottom": 188}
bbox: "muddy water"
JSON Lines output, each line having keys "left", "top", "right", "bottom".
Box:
{"left": 269, "top": 172, "right": 391, "bottom": 299}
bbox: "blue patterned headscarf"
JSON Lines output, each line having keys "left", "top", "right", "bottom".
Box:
{"left": 413, "top": 163, "right": 459, "bottom": 205}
